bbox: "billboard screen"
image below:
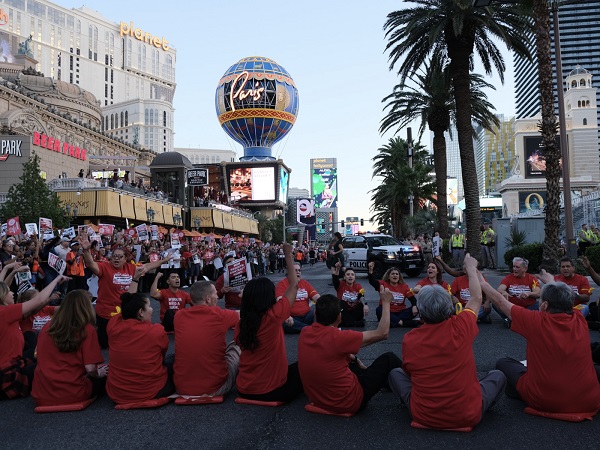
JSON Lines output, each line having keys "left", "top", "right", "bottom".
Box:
{"left": 311, "top": 158, "right": 338, "bottom": 208}
{"left": 278, "top": 166, "right": 289, "bottom": 203}
{"left": 524, "top": 136, "right": 562, "bottom": 179}
{"left": 227, "top": 164, "right": 276, "bottom": 202}
{"left": 519, "top": 191, "right": 546, "bottom": 213}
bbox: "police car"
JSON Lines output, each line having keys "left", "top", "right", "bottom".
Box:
{"left": 342, "top": 234, "right": 425, "bottom": 278}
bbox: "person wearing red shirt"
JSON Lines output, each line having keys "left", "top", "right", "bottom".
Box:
{"left": 235, "top": 243, "right": 303, "bottom": 403}
{"left": 367, "top": 263, "right": 418, "bottom": 327}
{"left": 451, "top": 274, "right": 492, "bottom": 323}
{"left": 490, "top": 271, "right": 600, "bottom": 415}
{"left": 275, "top": 264, "right": 320, "bottom": 333}
{"left": 554, "top": 257, "right": 592, "bottom": 317}
{"left": 18, "top": 288, "right": 60, "bottom": 333}
{"left": 215, "top": 254, "right": 242, "bottom": 309}
{"left": 298, "top": 289, "right": 402, "bottom": 414}
{"left": 80, "top": 234, "right": 170, "bottom": 349}
{"left": 150, "top": 271, "right": 191, "bottom": 332}
{"left": 174, "top": 280, "right": 240, "bottom": 396}
{"left": 0, "top": 274, "right": 69, "bottom": 399}
{"left": 32, "top": 290, "right": 107, "bottom": 406}
{"left": 411, "top": 261, "right": 452, "bottom": 295}
{"left": 497, "top": 257, "right": 540, "bottom": 328}
{"left": 106, "top": 292, "right": 173, "bottom": 404}
{"left": 331, "top": 263, "right": 367, "bottom": 327}
{"left": 389, "top": 255, "right": 506, "bottom": 430}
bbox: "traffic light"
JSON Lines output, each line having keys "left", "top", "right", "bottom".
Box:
{"left": 341, "top": 220, "right": 345, "bottom": 228}
{"left": 360, "top": 219, "right": 364, "bottom": 226}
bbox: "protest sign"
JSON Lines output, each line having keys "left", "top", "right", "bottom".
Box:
{"left": 62, "top": 227, "right": 76, "bottom": 239}
{"left": 150, "top": 225, "right": 159, "bottom": 241}
{"left": 136, "top": 224, "right": 149, "bottom": 241}
{"left": 39, "top": 218, "right": 54, "bottom": 240}
{"left": 223, "top": 258, "right": 252, "bottom": 292}
{"left": 25, "top": 223, "right": 38, "bottom": 236}
{"left": 48, "top": 253, "right": 66, "bottom": 275}
{"left": 98, "top": 224, "right": 115, "bottom": 236}
{"left": 6, "top": 217, "right": 21, "bottom": 236}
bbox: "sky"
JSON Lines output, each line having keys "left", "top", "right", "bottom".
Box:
{"left": 61, "top": 0, "right": 516, "bottom": 230}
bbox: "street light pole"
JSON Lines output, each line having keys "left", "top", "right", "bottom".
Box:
{"left": 407, "top": 127, "right": 414, "bottom": 217}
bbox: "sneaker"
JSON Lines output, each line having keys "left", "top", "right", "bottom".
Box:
{"left": 481, "top": 315, "right": 492, "bottom": 324}
{"left": 503, "top": 318, "right": 512, "bottom": 329}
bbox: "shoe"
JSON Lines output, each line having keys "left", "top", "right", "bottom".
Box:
{"left": 182, "top": 285, "right": 189, "bottom": 288}
{"left": 481, "top": 315, "right": 492, "bottom": 324}
{"left": 503, "top": 318, "right": 511, "bottom": 329}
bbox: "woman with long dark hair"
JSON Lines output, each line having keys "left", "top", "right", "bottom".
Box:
{"left": 235, "top": 243, "right": 303, "bottom": 402}
{"left": 412, "top": 261, "right": 451, "bottom": 295}
{"left": 32, "top": 290, "right": 106, "bottom": 406}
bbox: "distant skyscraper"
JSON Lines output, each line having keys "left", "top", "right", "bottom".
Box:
{"left": 478, "top": 115, "right": 516, "bottom": 195}
{"left": 514, "top": 1, "right": 600, "bottom": 147}
{"left": 444, "top": 125, "right": 464, "bottom": 203}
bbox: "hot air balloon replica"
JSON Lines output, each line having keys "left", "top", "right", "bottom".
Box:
{"left": 215, "top": 56, "right": 299, "bottom": 161}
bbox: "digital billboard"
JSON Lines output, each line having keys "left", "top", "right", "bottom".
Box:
{"left": 519, "top": 191, "right": 546, "bottom": 213}
{"left": 278, "top": 166, "right": 289, "bottom": 204}
{"left": 226, "top": 163, "right": 276, "bottom": 202}
{"left": 524, "top": 136, "right": 562, "bottom": 179}
{"left": 311, "top": 158, "right": 338, "bottom": 208}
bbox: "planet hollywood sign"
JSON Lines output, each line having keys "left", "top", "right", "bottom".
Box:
{"left": 33, "top": 132, "right": 87, "bottom": 161}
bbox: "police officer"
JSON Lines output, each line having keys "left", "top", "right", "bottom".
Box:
{"left": 449, "top": 228, "right": 466, "bottom": 270}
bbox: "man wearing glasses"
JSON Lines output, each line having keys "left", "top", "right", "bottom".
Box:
{"left": 496, "top": 257, "right": 540, "bottom": 329}
{"left": 79, "top": 234, "right": 172, "bottom": 348}
{"left": 276, "top": 264, "right": 320, "bottom": 333}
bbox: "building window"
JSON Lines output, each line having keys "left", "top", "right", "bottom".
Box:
{"left": 584, "top": 118, "right": 588, "bottom": 126}
{"left": 125, "top": 111, "right": 128, "bottom": 126}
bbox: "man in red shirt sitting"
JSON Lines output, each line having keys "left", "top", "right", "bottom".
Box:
{"left": 276, "top": 263, "right": 320, "bottom": 333}
{"left": 150, "top": 271, "right": 191, "bottom": 332}
{"left": 388, "top": 254, "right": 506, "bottom": 430}
{"left": 298, "top": 286, "right": 402, "bottom": 415}
{"left": 490, "top": 272, "right": 600, "bottom": 416}
{"left": 173, "top": 280, "right": 240, "bottom": 397}
{"left": 496, "top": 257, "right": 540, "bottom": 328}
{"left": 554, "top": 257, "right": 592, "bottom": 317}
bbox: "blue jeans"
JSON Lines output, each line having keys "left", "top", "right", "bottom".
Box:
{"left": 282, "top": 309, "right": 314, "bottom": 334}
{"left": 493, "top": 302, "right": 539, "bottom": 320}
{"left": 376, "top": 306, "right": 415, "bottom": 327}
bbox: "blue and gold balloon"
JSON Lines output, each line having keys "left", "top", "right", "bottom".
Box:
{"left": 215, "top": 56, "right": 299, "bottom": 160}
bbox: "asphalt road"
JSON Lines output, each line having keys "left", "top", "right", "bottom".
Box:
{"left": 2, "top": 262, "right": 599, "bottom": 450}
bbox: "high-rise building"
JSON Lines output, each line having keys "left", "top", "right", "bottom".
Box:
{"left": 0, "top": 0, "right": 176, "bottom": 153}
{"left": 477, "top": 115, "right": 516, "bottom": 194}
{"left": 514, "top": 1, "right": 600, "bottom": 148}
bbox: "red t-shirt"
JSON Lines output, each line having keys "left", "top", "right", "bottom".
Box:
{"left": 174, "top": 305, "right": 239, "bottom": 395}
{"left": 275, "top": 278, "right": 317, "bottom": 316}
{"left": 336, "top": 281, "right": 364, "bottom": 310}
{"left": 417, "top": 278, "right": 451, "bottom": 294}
{"left": 215, "top": 273, "right": 242, "bottom": 309}
{"left": 235, "top": 298, "right": 290, "bottom": 395}
{"left": 500, "top": 273, "right": 539, "bottom": 307}
{"left": 554, "top": 274, "right": 592, "bottom": 306}
{"left": 96, "top": 262, "right": 137, "bottom": 319}
{"left": 374, "top": 280, "right": 414, "bottom": 313}
{"left": 31, "top": 323, "right": 104, "bottom": 406}
{"left": 0, "top": 303, "right": 24, "bottom": 369}
{"left": 298, "top": 323, "right": 363, "bottom": 413}
{"left": 512, "top": 307, "right": 600, "bottom": 413}
{"left": 19, "top": 306, "right": 57, "bottom": 333}
{"left": 106, "top": 315, "right": 168, "bottom": 403}
{"left": 403, "top": 310, "right": 482, "bottom": 429}
{"left": 157, "top": 289, "right": 192, "bottom": 321}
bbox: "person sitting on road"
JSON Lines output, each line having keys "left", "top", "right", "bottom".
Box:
{"left": 490, "top": 272, "right": 600, "bottom": 415}
{"left": 298, "top": 289, "right": 402, "bottom": 415}
{"left": 411, "top": 261, "right": 451, "bottom": 296}
{"left": 235, "top": 243, "right": 303, "bottom": 403}
{"left": 150, "top": 271, "right": 192, "bottom": 332}
{"left": 496, "top": 257, "right": 540, "bottom": 328}
{"left": 553, "top": 257, "right": 592, "bottom": 317}
{"left": 276, "top": 263, "right": 320, "bottom": 334}
{"left": 331, "top": 262, "right": 368, "bottom": 327}
{"left": 388, "top": 254, "right": 506, "bottom": 430}
{"left": 174, "top": 280, "right": 240, "bottom": 397}
{"left": 106, "top": 291, "right": 174, "bottom": 404}
{"left": 31, "top": 290, "right": 107, "bottom": 407}
{"left": 367, "top": 262, "right": 418, "bottom": 327}
{"left": 215, "top": 254, "right": 242, "bottom": 309}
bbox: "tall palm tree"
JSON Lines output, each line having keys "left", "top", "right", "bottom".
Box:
{"left": 370, "top": 137, "right": 436, "bottom": 239}
{"left": 380, "top": 56, "right": 500, "bottom": 240}
{"left": 383, "top": 0, "right": 532, "bottom": 258}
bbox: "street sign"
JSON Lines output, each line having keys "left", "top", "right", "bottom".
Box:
{"left": 187, "top": 168, "right": 209, "bottom": 186}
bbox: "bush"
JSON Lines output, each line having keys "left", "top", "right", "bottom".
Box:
{"left": 584, "top": 245, "right": 600, "bottom": 273}
{"left": 503, "top": 243, "right": 544, "bottom": 273}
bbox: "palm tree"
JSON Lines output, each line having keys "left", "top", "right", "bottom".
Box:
{"left": 383, "top": 0, "right": 532, "bottom": 258}
{"left": 380, "top": 56, "right": 500, "bottom": 240}
{"left": 370, "top": 137, "right": 436, "bottom": 239}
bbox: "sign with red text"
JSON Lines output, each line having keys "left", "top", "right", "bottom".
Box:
{"left": 6, "top": 217, "right": 21, "bottom": 236}
{"left": 33, "top": 131, "right": 87, "bottom": 161}
{"left": 98, "top": 224, "right": 115, "bottom": 236}
{"left": 136, "top": 224, "right": 149, "bottom": 241}
{"left": 223, "top": 257, "right": 252, "bottom": 292}
{"left": 39, "top": 218, "right": 53, "bottom": 240}
{"left": 48, "top": 253, "right": 66, "bottom": 275}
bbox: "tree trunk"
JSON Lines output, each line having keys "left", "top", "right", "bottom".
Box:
{"left": 432, "top": 129, "right": 449, "bottom": 239}
{"left": 449, "top": 52, "right": 482, "bottom": 260}
{"left": 533, "top": 0, "right": 561, "bottom": 269}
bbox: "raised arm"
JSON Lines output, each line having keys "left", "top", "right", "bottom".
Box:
{"left": 282, "top": 243, "right": 298, "bottom": 307}
{"left": 367, "top": 261, "right": 381, "bottom": 291}
{"left": 463, "top": 254, "right": 482, "bottom": 315}
{"left": 0, "top": 260, "right": 21, "bottom": 283}
{"left": 331, "top": 262, "right": 341, "bottom": 290}
{"left": 21, "top": 275, "right": 70, "bottom": 318}
{"left": 150, "top": 271, "right": 163, "bottom": 299}
{"left": 480, "top": 273, "right": 514, "bottom": 320}
{"left": 435, "top": 255, "right": 464, "bottom": 278}
{"left": 361, "top": 286, "right": 391, "bottom": 347}
{"left": 143, "top": 254, "right": 172, "bottom": 272}
{"left": 79, "top": 234, "right": 99, "bottom": 275}
{"left": 580, "top": 256, "right": 600, "bottom": 286}
{"left": 128, "top": 265, "right": 146, "bottom": 294}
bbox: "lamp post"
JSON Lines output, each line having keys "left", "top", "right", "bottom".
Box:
{"left": 173, "top": 213, "right": 182, "bottom": 229}
{"left": 407, "top": 127, "right": 414, "bottom": 217}
{"left": 65, "top": 204, "right": 78, "bottom": 227}
{"left": 193, "top": 216, "right": 200, "bottom": 231}
{"left": 146, "top": 207, "right": 155, "bottom": 225}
